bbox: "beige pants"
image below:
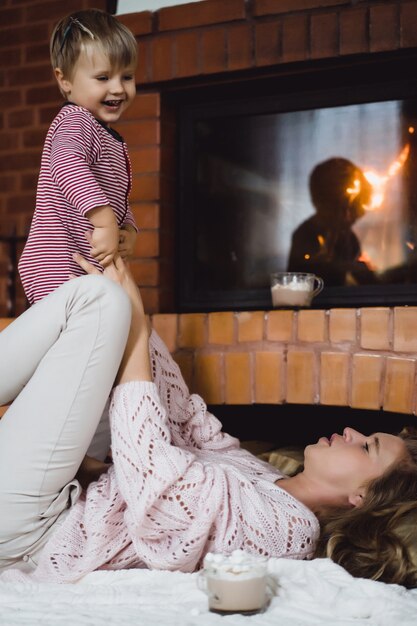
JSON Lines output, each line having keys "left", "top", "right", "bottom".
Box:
{"left": 0, "top": 275, "right": 131, "bottom": 571}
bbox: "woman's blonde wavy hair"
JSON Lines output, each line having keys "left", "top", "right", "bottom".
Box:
{"left": 314, "top": 429, "right": 417, "bottom": 588}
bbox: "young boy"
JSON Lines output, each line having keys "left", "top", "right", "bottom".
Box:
{"left": 18, "top": 9, "right": 138, "bottom": 304}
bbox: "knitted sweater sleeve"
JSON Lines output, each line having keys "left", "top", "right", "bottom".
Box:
{"left": 110, "top": 379, "right": 319, "bottom": 572}
{"left": 148, "top": 330, "right": 240, "bottom": 452}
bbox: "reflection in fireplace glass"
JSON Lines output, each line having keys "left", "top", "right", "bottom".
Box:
{"left": 189, "top": 99, "right": 417, "bottom": 302}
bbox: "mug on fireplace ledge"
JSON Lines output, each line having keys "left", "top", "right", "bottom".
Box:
{"left": 270, "top": 272, "right": 324, "bottom": 308}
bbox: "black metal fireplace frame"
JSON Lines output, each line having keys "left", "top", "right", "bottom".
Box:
{"left": 175, "top": 50, "right": 417, "bottom": 312}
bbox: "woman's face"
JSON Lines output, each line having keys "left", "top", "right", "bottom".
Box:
{"left": 303, "top": 427, "right": 407, "bottom": 506}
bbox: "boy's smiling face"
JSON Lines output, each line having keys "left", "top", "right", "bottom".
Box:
{"left": 55, "top": 43, "right": 136, "bottom": 125}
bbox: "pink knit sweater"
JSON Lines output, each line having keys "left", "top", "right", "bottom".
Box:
{"left": 4, "top": 332, "right": 319, "bottom": 583}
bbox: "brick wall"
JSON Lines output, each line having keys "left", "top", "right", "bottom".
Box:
{"left": 2, "top": 0, "right": 417, "bottom": 315}
{"left": 2, "top": 304, "right": 417, "bottom": 414}
{"left": 1, "top": 0, "right": 417, "bottom": 418}
{"left": 155, "top": 306, "right": 417, "bottom": 414}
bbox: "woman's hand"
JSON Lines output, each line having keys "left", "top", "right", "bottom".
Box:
{"left": 73, "top": 252, "right": 146, "bottom": 324}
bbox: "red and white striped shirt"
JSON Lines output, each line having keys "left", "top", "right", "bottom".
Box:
{"left": 18, "top": 104, "right": 137, "bottom": 304}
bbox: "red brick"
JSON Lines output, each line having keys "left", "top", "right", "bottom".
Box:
{"left": 151, "top": 313, "right": 178, "bottom": 352}
{"left": 24, "top": 42, "right": 50, "bottom": 64}
{"left": 0, "top": 174, "right": 17, "bottom": 192}
{"left": 21, "top": 172, "right": 39, "bottom": 191}
{"left": 83, "top": 0, "right": 107, "bottom": 9}
{"left": 370, "top": 4, "right": 398, "bottom": 53}
{"left": 178, "top": 313, "right": 207, "bottom": 348}
{"left": 175, "top": 31, "right": 200, "bottom": 78}
{"left": 340, "top": 7, "right": 369, "bottom": 56}
{"left": 0, "top": 132, "right": 18, "bottom": 151}
{"left": 282, "top": 14, "right": 309, "bottom": 63}
{"left": 253, "top": 0, "right": 347, "bottom": 16}
{"left": 3, "top": 151, "right": 41, "bottom": 171}
{"left": 131, "top": 203, "right": 160, "bottom": 229}
{"left": 7, "top": 108, "right": 34, "bottom": 128}
{"left": 0, "top": 23, "right": 49, "bottom": 48}
{"left": 0, "top": 88, "right": 23, "bottom": 108}
{"left": 311, "top": 12, "right": 338, "bottom": 59}
{"left": 26, "top": 84, "right": 60, "bottom": 105}
{"left": 158, "top": 0, "right": 246, "bottom": 32}
{"left": 129, "top": 259, "right": 159, "bottom": 286}
{"left": 115, "top": 120, "right": 160, "bottom": 146}
{"left": 140, "top": 287, "right": 159, "bottom": 314}
{"left": 1, "top": 48, "right": 21, "bottom": 66}
{"left": 129, "top": 147, "right": 160, "bottom": 174}
{"left": 23, "top": 128, "right": 47, "bottom": 148}
{"left": 130, "top": 174, "right": 160, "bottom": 202}
{"left": 123, "top": 92, "right": 160, "bottom": 120}
{"left": 401, "top": 1, "right": 417, "bottom": 48}
{"left": 227, "top": 23, "right": 253, "bottom": 70}
{"left": 25, "top": 0, "right": 82, "bottom": 22}
{"left": 117, "top": 11, "right": 153, "bottom": 36}
{"left": 136, "top": 40, "right": 150, "bottom": 85}
{"left": 150, "top": 34, "right": 175, "bottom": 82}
{"left": 8, "top": 64, "right": 52, "bottom": 87}
{"left": 6, "top": 194, "right": 35, "bottom": 213}
{"left": 201, "top": 28, "right": 227, "bottom": 75}
{"left": 0, "top": 7, "right": 23, "bottom": 26}
{"left": 39, "top": 104, "right": 62, "bottom": 125}
{"left": 134, "top": 229, "right": 159, "bottom": 257}
{"left": 255, "top": 20, "right": 281, "bottom": 67}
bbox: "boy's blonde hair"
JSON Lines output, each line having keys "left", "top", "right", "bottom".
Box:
{"left": 50, "top": 9, "right": 137, "bottom": 80}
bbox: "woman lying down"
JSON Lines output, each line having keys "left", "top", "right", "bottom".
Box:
{"left": 0, "top": 255, "right": 417, "bottom": 586}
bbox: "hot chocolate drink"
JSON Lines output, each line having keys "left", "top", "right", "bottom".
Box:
{"left": 271, "top": 281, "right": 312, "bottom": 307}
{"left": 270, "top": 272, "right": 324, "bottom": 308}
{"left": 199, "top": 550, "right": 270, "bottom": 615}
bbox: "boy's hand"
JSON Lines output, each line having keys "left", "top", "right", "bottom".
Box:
{"left": 118, "top": 226, "right": 137, "bottom": 260}
{"left": 88, "top": 222, "right": 119, "bottom": 267}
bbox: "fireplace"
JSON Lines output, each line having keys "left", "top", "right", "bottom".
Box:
{"left": 2, "top": 0, "right": 417, "bottom": 317}
{"left": 176, "top": 52, "right": 417, "bottom": 311}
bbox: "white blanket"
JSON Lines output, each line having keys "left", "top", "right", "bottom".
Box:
{"left": 0, "top": 558, "right": 416, "bottom": 626}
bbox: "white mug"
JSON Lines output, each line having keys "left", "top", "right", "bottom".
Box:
{"left": 197, "top": 561, "right": 275, "bottom": 615}
{"left": 270, "top": 272, "right": 324, "bottom": 308}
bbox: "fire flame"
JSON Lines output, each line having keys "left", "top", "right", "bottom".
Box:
{"left": 347, "top": 128, "right": 413, "bottom": 212}
{"left": 363, "top": 143, "right": 410, "bottom": 211}
{"left": 346, "top": 178, "right": 361, "bottom": 200}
